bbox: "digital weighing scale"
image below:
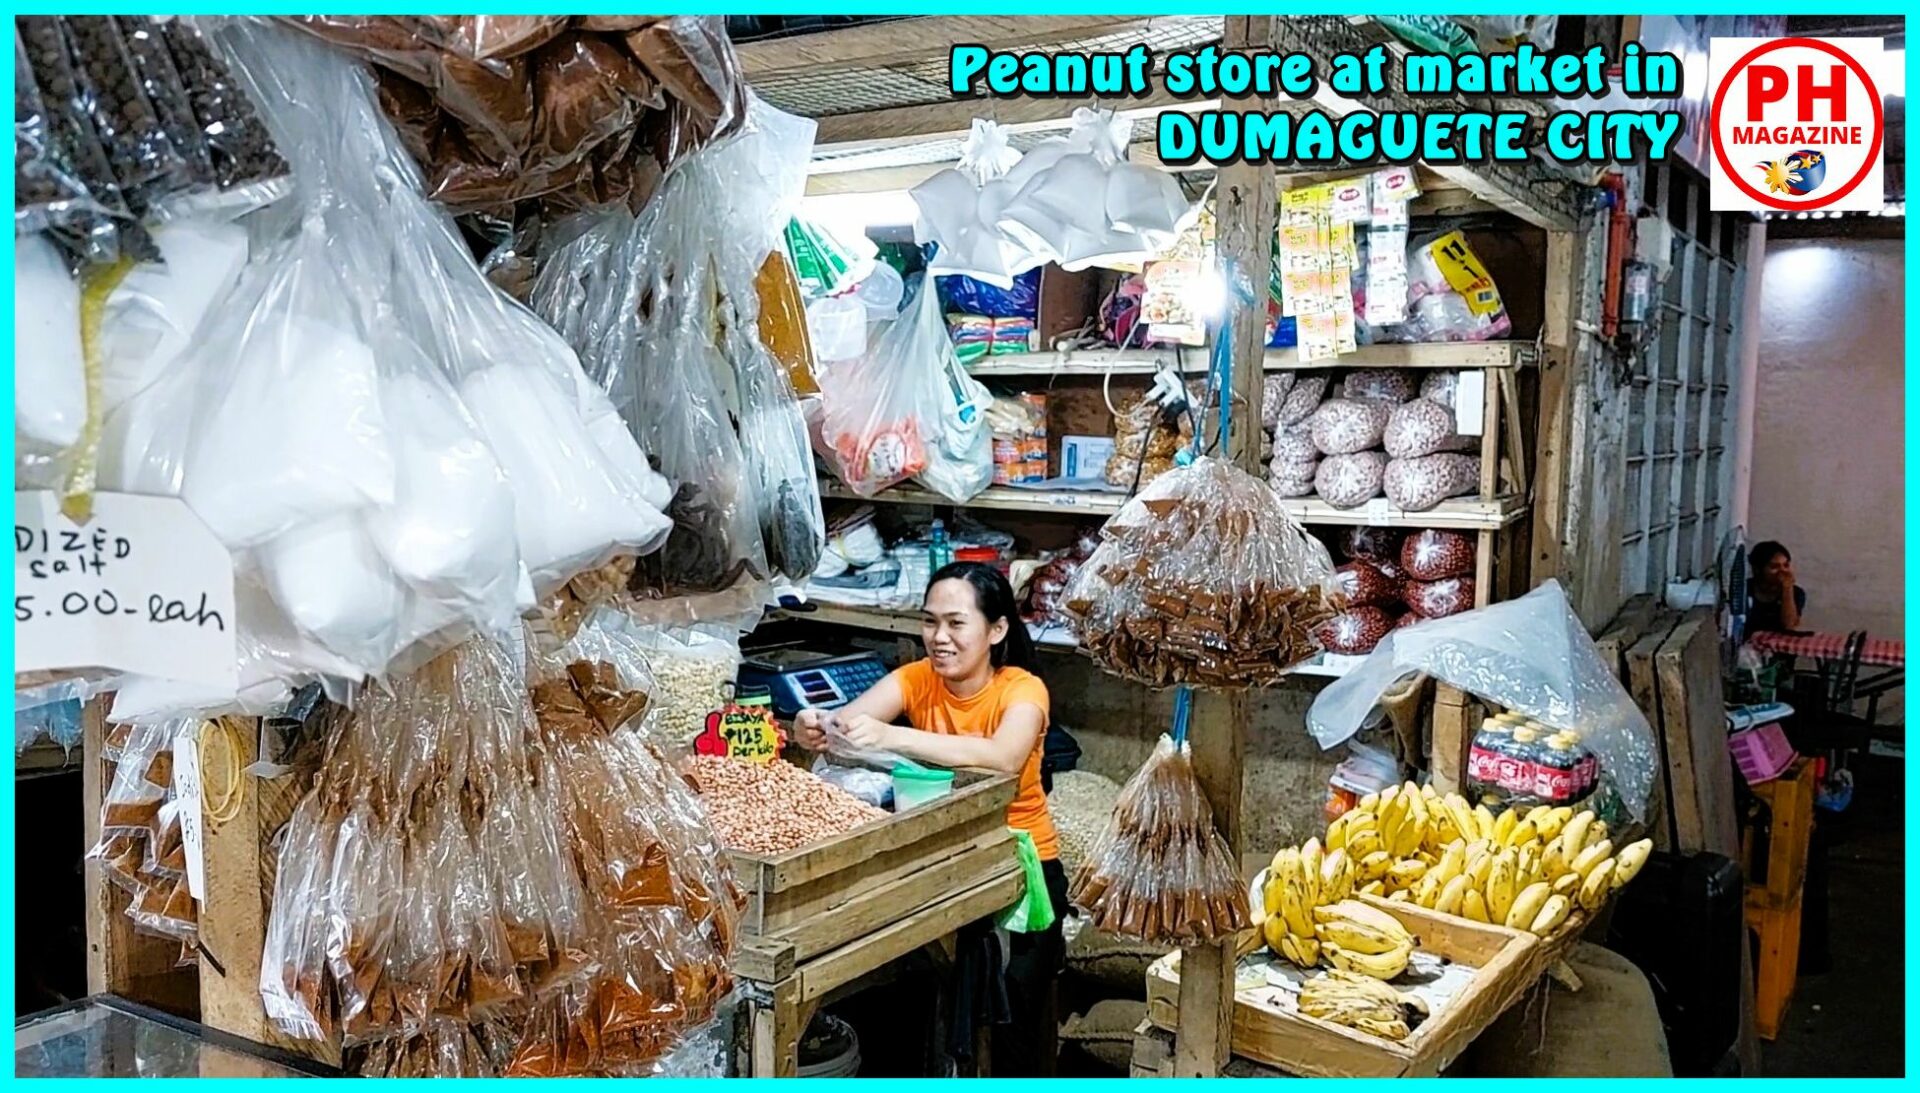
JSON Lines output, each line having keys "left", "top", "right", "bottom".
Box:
{"left": 738, "top": 647, "right": 889, "bottom": 719}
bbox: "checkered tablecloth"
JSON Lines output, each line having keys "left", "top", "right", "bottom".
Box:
{"left": 1748, "top": 630, "right": 1905, "bottom": 669}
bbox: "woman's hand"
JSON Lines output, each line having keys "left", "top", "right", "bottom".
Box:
{"left": 793, "top": 708, "right": 829, "bottom": 751}
{"left": 839, "top": 713, "right": 897, "bottom": 753}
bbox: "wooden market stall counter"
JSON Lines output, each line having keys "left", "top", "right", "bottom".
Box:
{"left": 728, "top": 768, "right": 1024, "bottom": 1077}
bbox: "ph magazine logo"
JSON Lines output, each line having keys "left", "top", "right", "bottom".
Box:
{"left": 1709, "top": 37, "right": 1885, "bottom": 212}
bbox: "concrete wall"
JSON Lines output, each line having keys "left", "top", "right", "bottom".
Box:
{"left": 1748, "top": 237, "right": 1905, "bottom": 643}
{"left": 1043, "top": 655, "right": 1339, "bottom": 853}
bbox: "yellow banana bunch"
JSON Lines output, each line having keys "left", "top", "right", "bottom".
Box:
{"left": 1297, "top": 971, "right": 1426, "bottom": 1041}
{"left": 1303, "top": 802, "right": 1656, "bottom": 951}
{"left": 1262, "top": 835, "right": 1363, "bottom": 967}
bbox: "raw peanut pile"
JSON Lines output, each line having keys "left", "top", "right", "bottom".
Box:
{"left": 685, "top": 755, "right": 887, "bottom": 854}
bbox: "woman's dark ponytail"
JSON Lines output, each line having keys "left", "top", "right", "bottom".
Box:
{"left": 927, "top": 561, "right": 1038, "bottom": 673}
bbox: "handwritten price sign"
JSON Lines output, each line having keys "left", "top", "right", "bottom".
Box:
{"left": 694, "top": 705, "right": 785, "bottom": 764}
{"left": 15, "top": 491, "right": 236, "bottom": 689}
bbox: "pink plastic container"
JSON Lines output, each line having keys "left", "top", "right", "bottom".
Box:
{"left": 1728, "top": 721, "right": 1797, "bottom": 784}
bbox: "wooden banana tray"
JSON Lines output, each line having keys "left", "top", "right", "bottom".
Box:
{"left": 1145, "top": 897, "right": 1544, "bottom": 1077}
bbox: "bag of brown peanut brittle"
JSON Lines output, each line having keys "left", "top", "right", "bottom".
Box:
{"left": 1067, "top": 731, "right": 1248, "bottom": 947}
{"left": 258, "top": 638, "right": 591, "bottom": 1050}
{"left": 505, "top": 637, "right": 743, "bottom": 1076}
{"left": 1062, "top": 456, "right": 1342, "bottom": 689}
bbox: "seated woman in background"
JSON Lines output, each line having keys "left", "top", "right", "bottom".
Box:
{"left": 1747, "top": 540, "right": 1806, "bottom": 633}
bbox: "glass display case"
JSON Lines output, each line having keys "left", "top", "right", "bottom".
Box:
{"left": 16, "top": 995, "right": 337, "bottom": 1078}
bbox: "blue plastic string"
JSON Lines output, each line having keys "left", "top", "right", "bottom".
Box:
{"left": 1170, "top": 686, "right": 1193, "bottom": 748}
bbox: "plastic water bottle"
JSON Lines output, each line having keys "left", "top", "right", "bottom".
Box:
{"left": 928, "top": 519, "right": 954, "bottom": 572}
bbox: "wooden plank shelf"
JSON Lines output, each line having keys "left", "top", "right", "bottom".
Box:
{"left": 784, "top": 602, "right": 1368, "bottom": 680}
{"left": 964, "top": 341, "right": 1535, "bottom": 379}
{"left": 820, "top": 478, "right": 1528, "bottom": 531}
{"left": 781, "top": 601, "right": 1080, "bottom": 649}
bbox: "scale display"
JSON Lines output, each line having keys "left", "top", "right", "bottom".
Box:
{"left": 738, "top": 650, "right": 888, "bottom": 719}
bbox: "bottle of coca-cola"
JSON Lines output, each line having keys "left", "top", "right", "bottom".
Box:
{"left": 1465, "top": 715, "right": 1518, "bottom": 810}
{"left": 1505, "top": 725, "right": 1547, "bottom": 809}
{"left": 1557, "top": 729, "right": 1598, "bottom": 800}
{"left": 1534, "top": 731, "right": 1584, "bottom": 805}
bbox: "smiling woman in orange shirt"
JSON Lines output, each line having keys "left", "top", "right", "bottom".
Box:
{"left": 794, "top": 561, "right": 1064, "bottom": 1075}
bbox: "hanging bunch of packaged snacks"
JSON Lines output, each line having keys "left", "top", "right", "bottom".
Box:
{"left": 258, "top": 632, "right": 744, "bottom": 1076}
{"left": 508, "top": 641, "right": 744, "bottom": 1076}
{"left": 1069, "top": 716, "right": 1249, "bottom": 946}
{"left": 85, "top": 719, "right": 201, "bottom": 958}
{"left": 1064, "top": 457, "right": 1342, "bottom": 688}
{"left": 280, "top": 15, "right": 745, "bottom": 225}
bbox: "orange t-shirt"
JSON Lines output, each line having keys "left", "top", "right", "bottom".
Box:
{"left": 895, "top": 660, "right": 1060, "bottom": 861}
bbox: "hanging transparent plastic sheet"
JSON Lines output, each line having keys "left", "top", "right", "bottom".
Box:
{"left": 1305, "top": 580, "right": 1659, "bottom": 823}
{"left": 528, "top": 99, "right": 825, "bottom": 618}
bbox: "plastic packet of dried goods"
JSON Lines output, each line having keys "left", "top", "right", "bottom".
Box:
{"left": 1315, "top": 606, "right": 1394, "bottom": 655}
{"left": 1308, "top": 397, "right": 1391, "bottom": 456}
{"left": 1404, "top": 575, "right": 1475, "bottom": 619}
{"left": 60, "top": 17, "right": 200, "bottom": 214}
{"left": 1400, "top": 528, "right": 1475, "bottom": 580}
{"left": 1068, "top": 732, "right": 1248, "bottom": 946}
{"left": 16, "top": 18, "right": 139, "bottom": 263}
{"left": 158, "top": 18, "right": 288, "bottom": 195}
{"left": 1383, "top": 452, "right": 1479, "bottom": 511}
{"left": 1266, "top": 464, "right": 1317, "bottom": 498}
{"left": 94, "top": 719, "right": 173, "bottom": 836}
{"left": 1419, "top": 369, "right": 1460, "bottom": 408}
{"left": 527, "top": 32, "right": 657, "bottom": 176}
{"left": 259, "top": 791, "right": 341, "bottom": 1042}
{"left": 1340, "top": 368, "right": 1416, "bottom": 403}
{"left": 584, "top": 611, "right": 740, "bottom": 747}
{"left": 1278, "top": 373, "right": 1329, "bottom": 427}
{"left": 1384, "top": 397, "right": 1474, "bottom": 459}
{"left": 280, "top": 16, "right": 534, "bottom": 161}
{"left": 1334, "top": 560, "right": 1401, "bottom": 608}
{"left": 15, "top": 28, "right": 113, "bottom": 245}
{"left": 1063, "top": 457, "right": 1341, "bottom": 688}
{"left": 112, "top": 19, "right": 211, "bottom": 185}
{"left": 1315, "top": 451, "right": 1388, "bottom": 509}
{"left": 1258, "top": 372, "right": 1297, "bottom": 430}
{"left": 622, "top": 17, "right": 745, "bottom": 149}
{"left": 1341, "top": 525, "right": 1405, "bottom": 564}
{"left": 1306, "top": 579, "right": 1659, "bottom": 823}
{"left": 412, "top": 16, "right": 571, "bottom": 63}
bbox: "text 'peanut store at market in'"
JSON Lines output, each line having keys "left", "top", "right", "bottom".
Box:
{"left": 11, "top": 11, "right": 1907, "bottom": 1081}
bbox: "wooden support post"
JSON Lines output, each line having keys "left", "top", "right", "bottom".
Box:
{"left": 749, "top": 976, "right": 802, "bottom": 1078}
{"left": 1170, "top": 16, "right": 1277, "bottom": 1077}
{"left": 1530, "top": 230, "right": 1581, "bottom": 589}
{"left": 1479, "top": 366, "right": 1503, "bottom": 499}
{"left": 1175, "top": 689, "right": 1247, "bottom": 1077}
{"left": 196, "top": 719, "right": 339, "bottom": 1068}
{"left": 1429, "top": 685, "right": 1474, "bottom": 796}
